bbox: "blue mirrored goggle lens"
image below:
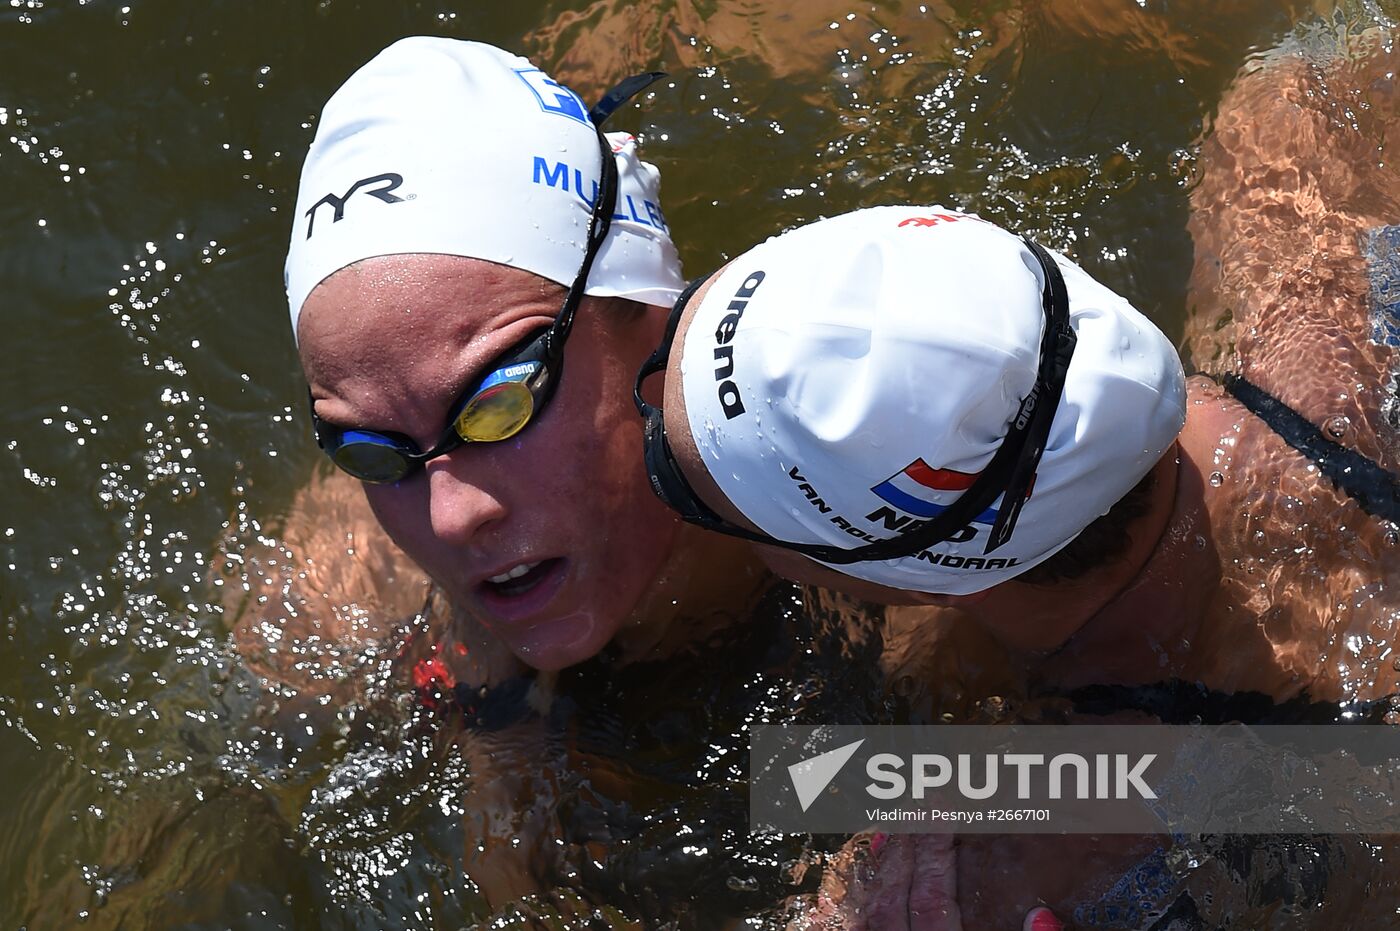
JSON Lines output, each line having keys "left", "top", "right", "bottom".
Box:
{"left": 331, "top": 431, "right": 413, "bottom": 484}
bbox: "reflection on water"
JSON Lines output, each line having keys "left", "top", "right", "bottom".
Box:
{"left": 3, "top": 0, "right": 1400, "bottom": 927}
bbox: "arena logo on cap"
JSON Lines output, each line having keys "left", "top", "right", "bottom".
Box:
{"left": 514, "top": 68, "right": 590, "bottom": 125}
{"left": 711, "top": 270, "right": 766, "bottom": 420}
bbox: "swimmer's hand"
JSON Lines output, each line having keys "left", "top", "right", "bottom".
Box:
{"left": 790, "top": 832, "right": 1063, "bottom": 931}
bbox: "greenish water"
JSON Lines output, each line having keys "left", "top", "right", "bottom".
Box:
{"left": 3, "top": 1, "right": 1398, "bottom": 928}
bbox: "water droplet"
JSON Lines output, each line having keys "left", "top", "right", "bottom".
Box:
{"left": 1194, "top": 534, "right": 1207, "bottom": 550}
{"left": 980, "top": 695, "right": 1007, "bottom": 721}
{"left": 1324, "top": 415, "right": 1349, "bottom": 439}
{"left": 1384, "top": 710, "right": 1400, "bottom": 726}
{"left": 1209, "top": 471, "right": 1224, "bottom": 487}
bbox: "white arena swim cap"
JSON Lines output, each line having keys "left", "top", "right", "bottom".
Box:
{"left": 284, "top": 37, "right": 684, "bottom": 336}
{"left": 678, "top": 206, "right": 1187, "bottom": 595}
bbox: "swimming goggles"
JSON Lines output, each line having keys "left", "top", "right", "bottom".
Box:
{"left": 632, "top": 237, "right": 1076, "bottom": 561}
{"left": 310, "top": 71, "right": 665, "bottom": 484}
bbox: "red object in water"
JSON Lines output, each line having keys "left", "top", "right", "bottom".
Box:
{"left": 1025, "top": 906, "right": 1063, "bottom": 931}
{"left": 412, "top": 654, "right": 455, "bottom": 710}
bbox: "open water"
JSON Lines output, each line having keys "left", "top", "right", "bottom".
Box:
{"left": 4, "top": 0, "right": 1400, "bottom": 928}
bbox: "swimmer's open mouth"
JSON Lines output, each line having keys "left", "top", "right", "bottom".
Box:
{"left": 480, "top": 558, "right": 562, "bottom": 598}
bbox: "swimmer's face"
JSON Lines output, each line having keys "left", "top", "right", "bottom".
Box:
{"left": 299, "top": 254, "right": 684, "bottom": 670}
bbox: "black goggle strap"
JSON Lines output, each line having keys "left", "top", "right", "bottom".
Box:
{"left": 633, "top": 274, "right": 707, "bottom": 418}
{"left": 831, "top": 237, "right": 1075, "bottom": 562}
{"left": 589, "top": 71, "right": 666, "bottom": 126}
{"left": 545, "top": 71, "right": 667, "bottom": 358}
{"left": 638, "top": 396, "right": 794, "bottom": 545}
{"left": 633, "top": 275, "right": 762, "bottom": 532}
{"left": 983, "top": 239, "right": 1076, "bottom": 553}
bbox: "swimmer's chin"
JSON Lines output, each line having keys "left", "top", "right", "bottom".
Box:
{"left": 500, "top": 611, "right": 607, "bottom": 672}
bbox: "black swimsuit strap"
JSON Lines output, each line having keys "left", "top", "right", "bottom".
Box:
{"left": 1221, "top": 373, "right": 1400, "bottom": 524}
{"left": 1055, "top": 678, "right": 1394, "bottom": 725}
{"left": 450, "top": 676, "right": 536, "bottom": 731}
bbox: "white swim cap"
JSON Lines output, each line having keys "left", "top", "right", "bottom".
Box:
{"left": 284, "top": 37, "right": 684, "bottom": 336}
{"left": 678, "top": 206, "right": 1187, "bottom": 595}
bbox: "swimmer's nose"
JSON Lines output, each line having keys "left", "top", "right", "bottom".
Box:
{"left": 424, "top": 459, "right": 508, "bottom": 545}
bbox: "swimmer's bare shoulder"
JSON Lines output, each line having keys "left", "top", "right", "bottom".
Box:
{"left": 215, "top": 465, "right": 430, "bottom": 701}
{"left": 1178, "top": 38, "right": 1400, "bottom": 703}
{"left": 1183, "top": 37, "right": 1400, "bottom": 463}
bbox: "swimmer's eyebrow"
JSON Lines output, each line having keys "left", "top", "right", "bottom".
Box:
{"left": 308, "top": 328, "right": 531, "bottom": 433}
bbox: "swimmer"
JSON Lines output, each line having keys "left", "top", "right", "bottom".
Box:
{"left": 637, "top": 202, "right": 1208, "bottom": 674}
{"left": 277, "top": 37, "right": 1064, "bottom": 930}
{"left": 285, "top": 37, "right": 768, "bottom": 682}
{"left": 279, "top": 36, "right": 779, "bottom": 918}
{"left": 634, "top": 30, "right": 1400, "bottom": 927}
{"left": 633, "top": 205, "right": 1190, "bottom": 927}
{"left": 639, "top": 193, "right": 1399, "bottom": 703}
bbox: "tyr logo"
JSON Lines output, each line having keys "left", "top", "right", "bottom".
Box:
{"left": 304, "top": 173, "right": 406, "bottom": 239}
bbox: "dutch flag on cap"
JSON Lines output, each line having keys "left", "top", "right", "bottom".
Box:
{"left": 869, "top": 459, "right": 1004, "bottom": 525}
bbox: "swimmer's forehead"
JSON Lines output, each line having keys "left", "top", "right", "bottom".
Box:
{"left": 299, "top": 254, "right": 561, "bottom": 438}
{"left": 300, "top": 255, "right": 559, "bottom": 376}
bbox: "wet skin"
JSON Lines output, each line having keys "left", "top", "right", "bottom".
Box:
{"left": 298, "top": 253, "right": 763, "bottom": 673}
